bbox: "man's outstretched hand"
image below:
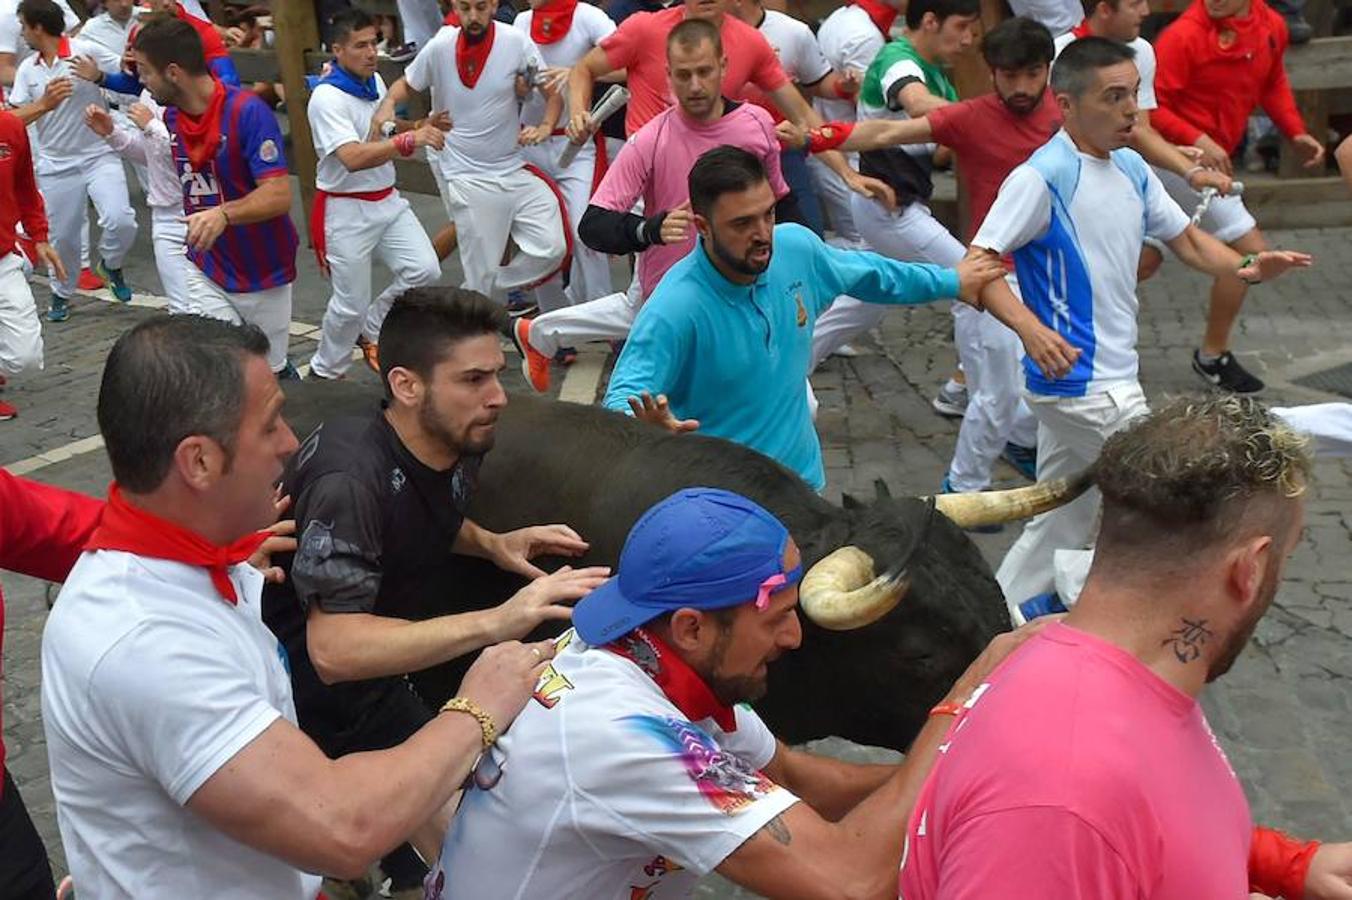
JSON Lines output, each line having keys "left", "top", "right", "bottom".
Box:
{"left": 628, "top": 391, "right": 699, "bottom": 434}
{"left": 1241, "top": 249, "right": 1313, "bottom": 284}
{"left": 492, "top": 524, "right": 590, "bottom": 580}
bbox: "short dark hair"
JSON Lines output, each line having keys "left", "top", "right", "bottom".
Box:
{"left": 1080, "top": 0, "right": 1118, "bottom": 17}
{"left": 330, "top": 7, "right": 376, "bottom": 45}
{"left": 1094, "top": 395, "right": 1311, "bottom": 573}
{"left": 667, "top": 17, "right": 721, "bottom": 57}
{"left": 1050, "top": 36, "right": 1135, "bottom": 97}
{"left": 687, "top": 146, "right": 768, "bottom": 219}
{"left": 98, "top": 315, "right": 271, "bottom": 494}
{"left": 18, "top": 0, "right": 65, "bottom": 37}
{"left": 378, "top": 287, "right": 508, "bottom": 399}
{"left": 904, "top": 0, "right": 980, "bottom": 31}
{"left": 133, "top": 15, "right": 209, "bottom": 77}
{"left": 982, "top": 16, "right": 1055, "bottom": 69}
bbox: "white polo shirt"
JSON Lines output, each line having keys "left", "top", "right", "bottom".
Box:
{"left": 513, "top": 3, "right": 615, "bottom": 124}
{"left": 308, "top": 74, "right": 396, "bottom": 193}
{"left": 404, "top": 22, "right": 545, "bottom": 181}
{"left": 8, "top": 36, "right": 121, "bottom": 174}
{"left": 430, "top": 628, "right": 799, "bottom": 899}
{"left": 1052, "top": 31, "right": 1157, "bottom": 110}
{"left": 41, "top": 549, "right": 324, "bottom": 900}
{"left": 759, "top": 9, "right": 831, "bottom": 87}
{"left": 812, "top": 4, "right": 885, "bottom": 125}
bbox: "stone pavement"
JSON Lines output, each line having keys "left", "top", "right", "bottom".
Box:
{"left": 2, "top": 176, "right": 1350, "bottom": 895}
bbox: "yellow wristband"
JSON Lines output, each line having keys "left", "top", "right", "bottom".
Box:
{"left": 440, "top": 696, "right": 497, "bottom": 749}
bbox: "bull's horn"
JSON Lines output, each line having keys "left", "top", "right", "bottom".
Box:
{"left": 931, "top": 470, "right": 1094, "bottom": 530}
{"left": 799, "top": 546, "right": 910, "bottom": 631}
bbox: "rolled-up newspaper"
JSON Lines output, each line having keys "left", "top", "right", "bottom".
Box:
{"left": 559, "top": 84, "right": 630, "bottom": 168}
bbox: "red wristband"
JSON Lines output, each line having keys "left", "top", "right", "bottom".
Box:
{"left": 393, "top": 131, "right": 416, "bottom": 157}
{"left": 806, "top": 121, "right": 854, "bottom": 155}
{"left": 1249, "top": 826, "right": 1320, "bottom": 900}
{"left": 929, "top": 701, "right": 963, "bottom": 718}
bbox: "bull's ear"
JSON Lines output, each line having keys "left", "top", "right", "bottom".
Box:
{"left": 874, "top": 479, "right": 892, "bottom": 501}
{"left": 842, "top": 492, "right": 864, "bottom": 511}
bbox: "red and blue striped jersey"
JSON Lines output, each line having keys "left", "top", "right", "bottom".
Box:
{"left": 167, "top": 84, "right": 298, "bottom": 293}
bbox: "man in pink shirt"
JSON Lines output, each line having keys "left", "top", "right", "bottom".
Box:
{"left": 898, "top": 395, "right": 1352, "bottom": 899}
{"left": 513, "top": 18, "right": 795, "bottom": 390}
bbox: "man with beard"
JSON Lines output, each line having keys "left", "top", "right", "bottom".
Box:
{"left": 426, "top": 487, "right": 1046, "bottom": 899}
{"left": 262, "top": 288, "right": 608, "bottom": 895}
{"left": 899, "top": 396, "right": 1352, "bottom": 898}
{"left": 599, "top": 146, "right": 1016, "bottom": 492}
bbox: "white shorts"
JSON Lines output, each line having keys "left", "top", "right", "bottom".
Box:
{"left": 1154, "top": 168, "right": 1257, "bottom": 244}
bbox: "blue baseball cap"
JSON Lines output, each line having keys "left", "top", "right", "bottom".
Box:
{"left": 573, "top": 488, "right": 803, "bottom": 646}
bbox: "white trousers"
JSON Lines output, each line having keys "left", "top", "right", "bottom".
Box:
{"left": 182, "top": 262, "right": 293, "bottom": 372}
{"left": 948, "top": 283, "right": 1038, "bottom": 491}
{"left": 806, "top": 152, "right": 865, "bottom": 246}
{"left": 0, "top": 253, "right": 43, "bottom": 377}
{"left": 311, "top": 193, "right": 440, "bottom": 379}
{"left": 527, "top": 270, "right": 639, "bottom": 358}
{"left": 1273, "top": 403, "right": 1352, "bottom": 458}
{"left": 40, "top": 154, "right": 138, "bottom": 299}
{"left": 151, "top": 206, "right": 193, "bottom": 314}
{"left": 524, "top": 138, "right": 613, "bottom": 311}
{"left": 997, "top": 381, "right": 1150, "bottom": 622}
{"left": 441, "top": 169, "right": 567, "bottom": 301}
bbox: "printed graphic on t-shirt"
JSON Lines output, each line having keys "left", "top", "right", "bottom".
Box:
{"left": 532, "top": 629, "right": 578, "bottom": 708}
{"left": 622, "top": 714, "right": 779, "bottom": 814}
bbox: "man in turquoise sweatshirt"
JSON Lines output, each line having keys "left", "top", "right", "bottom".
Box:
{"left": 601, "top": 145, "right": 1044, "bottom": 491}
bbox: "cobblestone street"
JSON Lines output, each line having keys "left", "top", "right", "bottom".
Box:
{"left": 3, "top": 179, "right": 1350, "bottom": 894}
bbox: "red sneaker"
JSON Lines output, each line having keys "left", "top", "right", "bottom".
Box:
{"left": 78, "top": 267, "right": 105, "bottom": 291}
{"left": 0, "top": 399, "right": 17, "bottom": 421}
{"left": 512, "top": 318, "right": 551, "bottom": 393}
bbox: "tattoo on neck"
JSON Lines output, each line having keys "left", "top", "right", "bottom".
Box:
{"left": 1162, "top": 617, "right": 1213, "bottom": 664}
{"left": 761, "top": 814, "right": 792, "bottom": 846}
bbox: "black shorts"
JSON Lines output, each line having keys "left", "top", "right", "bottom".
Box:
{"left": 0, "top": 768, "right": 56, "bottom": 900}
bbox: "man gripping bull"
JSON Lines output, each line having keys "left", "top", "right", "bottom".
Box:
{"left": 262, "top": 288, "right": 609, "bottom": 893}
{"left": 425, "top": 486, "right": 1044, "bottom": 899}
{"left": 599, "top": 146, "right": 1023, "bottom": 493}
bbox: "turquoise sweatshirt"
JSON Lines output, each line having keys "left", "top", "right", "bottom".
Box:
{"left": 602, "top": 223, "right": 961, "bottom": 490}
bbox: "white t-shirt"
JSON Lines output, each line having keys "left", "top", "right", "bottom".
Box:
{"left": 513, "top": 4, "right": 615, "bottom": 124}
{"left": 430, "top": 628, "right": 799, "bottom": 899}
{"left": 974, "top": 130, "right": 1189, "bottom": 396}
{"left": 1052, "top": 32, "right": 1157, "bottom": 110}
{"left": 1009, "top": 0, "right": 1082, "bottom": 36}
{"left": 308, "top": 74, "right": 396, "bottom": 193}
{"left": 75, "top": 9, "right": 136, "bottom": 55}
{"left": 812, "top": 4, "right": 885, "bottom": 124}
{"left": 759, "top": 10, "right": 831, "bottom": 87}
{"left": 9, "top": 37, "right": 121, "bottom": 173}
{"left": 0, "top": 0, "right": 78, "bottom": 56}
{"left": 405, "top": 22, "right": 544, "bottom": 180}
{"left": 41, "top": 550, "right": 324, "bottom": 900}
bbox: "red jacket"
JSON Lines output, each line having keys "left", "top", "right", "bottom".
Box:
{"left": 0, "top": 111, "right": 49, "bottom": 260}
{"left": 0, "top": 471, "right": 102, "bottom": 790}
{"left": 1152, "top": 0, "right": 1306, "bottom": 153}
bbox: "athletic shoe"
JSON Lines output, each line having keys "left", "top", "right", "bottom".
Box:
{"left": 276, "top": 361, "right": 301, "bottom": 381}
{"left": 504, "top": 289, "right": 539, "bottom": 318}
{"left": 1001, "top": 442, "right": 1038, "bottom": 481}
{"left": 1017, "top": 591, "right": 1067, "bottom": 622}
{"left": 512, "top": 318, "right": 551, "bottom": 393}
{"left": 306, "top": 369, "right": 345, "bottom": 382}
{"left": 0, "top": 399, "right": 16, "bottom": 421}
{"left": 931, "top": 380, "right": 968, "bottom": 418}
{"left": 77, "top": 267, "right": 104, "bottom": 291}
{"left": 385, "top": 41, "right": 418, "bottom": 62}
{"left": 554, "top": 346, "right": 578, "bottom": 366}
{"left": 1192, "top": 349, "right": 1264, "bottom": 393}
{"left": 831, "top": 343, "right": 861, "bottom": 358}
{"left": 47, "top": 295, "right": 70, "bottom": 323}
{"left": 356, "top": 335, "right": 380, "bottom": 374}
{"left": 940, "top": 476, "right": 1003, "bottom": 533}
{"left": 93, "top": 258, "right": 132, "bottom": 303}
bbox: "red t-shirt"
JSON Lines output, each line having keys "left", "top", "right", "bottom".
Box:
{"left": 599, "top": 7, "right": 790, "bottom": 135}
{"left": 899, "top": 622, "right": 1253, "bottom": 899}
{"left": 0, "top": 471, "right": 103, "bottom": 791}
{"left": 926, "top": 90, "right": 1061, "bottom": 243}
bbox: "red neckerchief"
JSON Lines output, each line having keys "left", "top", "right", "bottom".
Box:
{"left": 175, "top": 77, "right": 227, "bottom": 171}
{"left": 851, "top": 0, "right": 898, "bottom": 39}
{"left": 456, "top": 21, "right": 496, "bottom": 88}
{"left": 530, "top": 0, "right": 579, "bottom": 44}
{"left": 445, "top": 9, "right": 460, "bottom": 25}
{"left": 605, "top": 626, "right": 738, "bottom": 732}
{"left": 85, "top": 484, "right": 270, "bottom": 606}
{"left": 56, "top": 36, "right": 73, "bottom": 59}
{"left": 176, "top": 2, "right": 230, "bottom": 61}
{"left": 1071, "top": 18, "right": 1092, "bottom": 37}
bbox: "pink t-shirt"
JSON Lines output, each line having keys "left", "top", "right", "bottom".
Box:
{"left": 591, "top": 100, "right": 789, "bottom": 299}
{"left": 899, "top": 622, "right": 1252, "bottom": 900}
{"left": 599, "top": 7, "right": 790, "bottom": 136}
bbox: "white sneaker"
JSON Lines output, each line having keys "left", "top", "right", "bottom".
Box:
{"left": 931, "top": 380, "right": 968, "bottom": 418}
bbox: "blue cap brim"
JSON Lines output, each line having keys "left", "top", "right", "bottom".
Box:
{"left": 573, "top": 574, "right": 663, "bottom": 646}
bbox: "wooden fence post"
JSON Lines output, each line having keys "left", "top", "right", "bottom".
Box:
{"left": 271, "top": 0, "right": 323, "bottom": 231}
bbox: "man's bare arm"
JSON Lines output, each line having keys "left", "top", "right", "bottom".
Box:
{"left": 1129, "top": 112, "right": 1231, "bottom": 194}
{"left": 1165, "top": 223, "right": 1312, "bottom": 282}
{"left": 761, "top": 742, "right": 897, "bottom": 822}
{"left": 896, "top": 81, "right": 951, "bottom": 117}
{"left": 222, "top": 174, "right": 292, "bottom": 224}
{"left": 565, "top": 46, "right": 614, "bottom": 140}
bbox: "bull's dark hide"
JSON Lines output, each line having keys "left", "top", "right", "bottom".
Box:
{"left": 280, "top": 380, "right": 1008, "bottom": 751}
